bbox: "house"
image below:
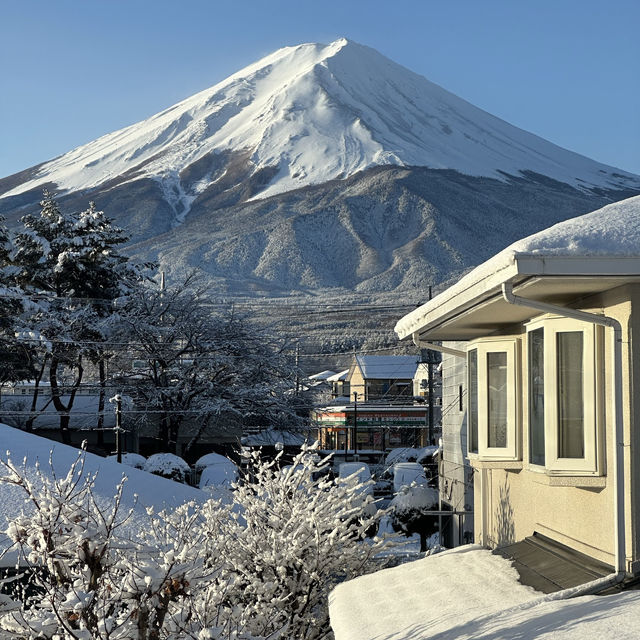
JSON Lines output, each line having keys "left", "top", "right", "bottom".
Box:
{"left": 347, "top": 355, "right": 419, "bottom": 402}
{"left": 327, "top": 369, "right": 350, "bottom": 400}
{"left": 394, "top": 195, "right": 640, "bottom": 587}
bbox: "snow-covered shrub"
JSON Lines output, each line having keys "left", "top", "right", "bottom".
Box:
{"left": 392, "top": 462, "right": 427, "bottom": 493}
{"left": 214, "top": 444, "right": 387, "bottom": 639}
{"left": 0, "top": 450, "right": 230, "bottom": 639}
{"left": 193, "top": 451, "right": 235, "bottom": 472}
{"left": 390, "top": 482, "right": 439, "bottom": 552}
{"left": 0, "top": 444, "right": 388, "bottom": 639}
{"left": 106, "top": 452, "right": 146, "bottom": 469}
{"left": 144, "top": 452, "right": 190, "bottom": 483}
{"left": 198, "top": 463, "right": 237, "bottom": 489}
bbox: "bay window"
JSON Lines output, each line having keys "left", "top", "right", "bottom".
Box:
{"left": 526, "top": 317, "right": 601, "bottom": 475}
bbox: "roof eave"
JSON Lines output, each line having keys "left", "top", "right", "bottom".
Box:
{"left": 395, "top": 254, "right": 640, "bottom": 342}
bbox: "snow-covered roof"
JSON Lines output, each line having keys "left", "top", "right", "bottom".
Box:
{"left": 329, "top": 545, "right": 640, "bottom": 640}
{"left": 308, "top": 370, "right": 337, "bottom": 381}
{"left": 0, "top": 425, "right": 204, "bottom": 564}
{"left": 241, "top": 428, "right": 308, "bottom": 447}
{"left": 354, "top": 355, "right": 419, "bottom": 380}
{"left": 396, "top": 195, "right": 640, "bottom": 340}
{"left": 327, "top": 369, "right": 350, "bottom": 382}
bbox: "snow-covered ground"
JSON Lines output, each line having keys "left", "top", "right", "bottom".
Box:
{"left": 0, "top": 424, "right": 204, "bottom": 565}
{"left": 3, "top": 39, "right": 637, "bottom": 210}
{"left": 329, "top": 545, "right": 640, "bottom": 639}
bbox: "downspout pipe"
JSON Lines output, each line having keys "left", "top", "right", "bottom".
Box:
{"left": 502, "top": 281, "right": 627, "bottom": 595}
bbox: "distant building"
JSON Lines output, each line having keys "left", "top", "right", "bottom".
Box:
{"left": 312, "top": 403, "right": 431, "bottom": 452}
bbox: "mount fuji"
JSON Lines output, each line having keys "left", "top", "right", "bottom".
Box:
{"left": 1, "top": 38, "right": 638, "bottom": 299}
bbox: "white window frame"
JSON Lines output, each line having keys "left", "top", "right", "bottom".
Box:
{"left": 467, "top": 338, "right": 520, "bottom": 461}
{"left": 525, "top": 316, "right": 603, "bottom": 476}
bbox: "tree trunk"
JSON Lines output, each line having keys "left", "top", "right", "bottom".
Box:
{"left": 25, "top": 354, "right": 49, "bottom": 432}
{"left": 159, "top": 413, "right": 170, "bottom": 451}
{"left": 182, "top": 414, "right": 212, "bottom": 459}
{"left": 50, "top": 354, "right": 84, "bottom": 446}
{"left": 168, "top": 419, "right": 180, "bottom": 455}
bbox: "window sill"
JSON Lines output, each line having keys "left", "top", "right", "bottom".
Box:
{"left": 469, "top": 459, "right": 523, "bottom": 470}
{"left": 529, "top": 472, "right": 606, "bottom": 488}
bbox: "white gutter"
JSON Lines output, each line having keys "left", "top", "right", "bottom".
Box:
{"left": 411, "top": 336, "right": 466, "bottom": 358}
{"left": 502, "top": 281, "right": 627, "bottom": 595}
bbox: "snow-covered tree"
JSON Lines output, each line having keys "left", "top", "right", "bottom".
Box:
{"left": 113, "top": 275, "right": 304, "bottom": 454}
{"left": 11, "top": 192, "right": 144, "bottom": 441}
{"left": 0, "top": 217, "right": 34, "bottom": 387}
{"left": 0, "top": 444, "right": 387, "bottom": 639}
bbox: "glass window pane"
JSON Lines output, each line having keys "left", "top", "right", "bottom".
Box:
{"left": 529, "top": 328, "right": 545, "bottom": 465}
{"left": 557, "top": 332, "right": 584, "bottom": 459}
{"left": 487, "top": 352, "right": 508, "bottom": 448}
{"left": 468, "top": 350, "right": 478, "bottom": 454}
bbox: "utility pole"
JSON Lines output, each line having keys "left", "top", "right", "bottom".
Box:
{"left": 110, "top": 394, "right": 123, "bottom": 463}
{"left": 353, "top": 391, "right": 359, "bottom": 461}
{"left": 428, "top": 353, "right": 434, "bottom": 445}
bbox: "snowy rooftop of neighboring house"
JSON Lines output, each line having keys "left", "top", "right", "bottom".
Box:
{"left": 241, "top": 428, "right": 309, "bottom": 447}
{"left": 308, "top": 370, "right": 337, "bottom": 381}
{"left": 0, "top": 425, "right": 204, "bottom": 565}
{"left": 329, "top": 545, "right": 640, "bottom": 640}
{"left": 396, "top": 195, "right": 640, "bottom": 340}
{"left": 354, "top": 355, "right": 419, "bottom": 380}
{"left": 327, "top": 369, "right": 349, "bottom": 382}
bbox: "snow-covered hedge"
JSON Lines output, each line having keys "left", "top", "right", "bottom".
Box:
{"left": 193, "top": 451, "right": 234, "bottom": 472}
{"left": 198, "top": 461, "right": 237, "bottom": 489}
{"left": 106, "top": 452, "right": 146, "bottom": 469}
{"left": 143, "top": 452, "right": 190, "bottom": 482}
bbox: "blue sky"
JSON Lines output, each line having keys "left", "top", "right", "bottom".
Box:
{"left": 2, "top": 0, "right": 638, "bottom": 178}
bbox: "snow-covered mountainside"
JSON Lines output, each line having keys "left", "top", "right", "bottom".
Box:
{"left": 1, "top": 38, "right": 638, "bottom": 212}
{"left": 0, "top": 38, "right": 639, "bottom": 303}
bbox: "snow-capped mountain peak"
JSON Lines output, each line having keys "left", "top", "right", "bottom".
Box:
{"left": 2, "top": 38, "right": 638, "bottom": 216}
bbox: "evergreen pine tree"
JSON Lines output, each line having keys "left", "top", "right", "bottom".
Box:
{"left": 12, "top": 192, "right": 143, "bottom": 443}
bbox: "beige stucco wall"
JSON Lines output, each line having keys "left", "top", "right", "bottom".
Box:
{"left": 473, "top": 284, "right": 640, "bottom": 569}
{"left": 347, "top": 364, "right": 366, "bottom": 401}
